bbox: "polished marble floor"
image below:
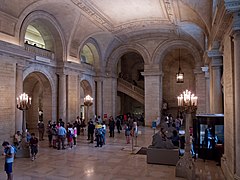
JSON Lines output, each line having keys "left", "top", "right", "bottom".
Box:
{"left": 0, "top": 127, "right": 225, "bottom": 180}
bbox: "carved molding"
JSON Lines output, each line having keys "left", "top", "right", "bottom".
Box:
{"left": 210, "top": 0, "right": 232, "bottom": 43}
{"left": 163, "top": 0, "right": 175, "bottom": 24}
{"left": 71, "top": 0, "right": 174, "bottom": 34}
{"left": 224, "top": 0, "right": 240, "bottom": 13}
{"left": 71, "top": 0, "right": 113, "bottom": 31}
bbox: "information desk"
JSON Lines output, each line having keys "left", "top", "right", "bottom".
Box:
{"left": 193, "top": 114, "right": 224, "bottom": 161}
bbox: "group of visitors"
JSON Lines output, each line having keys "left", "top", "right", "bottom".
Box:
{"left": 2, "top": 113, "right": 141, "bottom": 180}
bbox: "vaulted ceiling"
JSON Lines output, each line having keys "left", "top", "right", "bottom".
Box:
{"left": 0, "top": 0, "right": 213, "bottom": 54}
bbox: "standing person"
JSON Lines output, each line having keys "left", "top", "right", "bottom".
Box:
{"left": 51, "top": 123, "right": 58, "bottom": 149}
{"left": 47, "top": 120, "right": 53, "bottom": 147}
{"left": 124, "top": 124, "right": 131, "bottom": 144}
{"left": 13, "top": 131, "right": 22, "bottom": 149}
{"left": 37, "top": 121, "right": 45, "bottom": 141}
{"left": 67, "top": 124, "right": 74, "bottom": 149}
{"left": 88, "top": 121, "right": 95, "bottom": 143}
{"left": 95, "top": 123, "right": 103, "bottom": 147}
{"left": 57, "top": 124, "right": 67, "bottom": 150}
{"left": 76, "top": 116, "right": 81, "bottom": 135}
{"left": 29, "top": 133, "right": 38, "bottom": 161}
{"left": 102, "top": 121, "right": 106, "bottom": 145}
{"left": 116, "top": 116, "right": 121, "bottom": 133}
{"left": 109, "top": 116, "right": 115, "bottom": 137}
{"left": 73, "top": 125, "right": 77, "bottom": 146}
{"left": 2, "top": 141, "right": 15, "bottom": 180}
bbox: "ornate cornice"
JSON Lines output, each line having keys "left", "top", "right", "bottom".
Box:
{"left": 210, "top": 0, "right": 232, "bottom": 43}
{"left": 71, "top": 0, "right": 113, "bottom": 31}
{"left": 207, "top": 49, "right": 223, "bottom": 58}
{"left": 224, "top": 0, "right": 240, "bottom": 13}
{"left": 71, "top": 0, "right": 175, "bottom": 34}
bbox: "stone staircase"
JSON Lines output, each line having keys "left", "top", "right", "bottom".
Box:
{"left": 117, "top": 78, "right": 144, "bottom": 104}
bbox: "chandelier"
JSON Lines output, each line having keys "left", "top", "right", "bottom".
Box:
{"left": 176, "top": 48, "right": 184, "bottom": 83}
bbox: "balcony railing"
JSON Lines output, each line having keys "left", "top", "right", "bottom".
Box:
{"left": 24, "top": 43, "right": 54, "bottom": 60}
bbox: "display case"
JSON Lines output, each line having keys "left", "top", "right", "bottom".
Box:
{"left": 193, "top": 114, "right": 224, "bottom": 160}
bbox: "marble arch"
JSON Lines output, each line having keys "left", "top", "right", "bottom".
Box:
{"left": 18, "top": 10, "right": 66, "bottom": 62}
{"left": 23, "top": 66, "right": 57, "bottom": 117}
{"left": 106, "top": 43, "right": 150, "bottom": 74}
{"left": 152, "top": 39, "right": 203, "bottom": 71}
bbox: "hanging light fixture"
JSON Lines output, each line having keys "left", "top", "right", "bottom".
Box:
{"left": 176, "top": 48, "right": 184, "bottom": 83}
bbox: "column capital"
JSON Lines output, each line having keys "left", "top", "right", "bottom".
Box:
{"left": 201, "top": 66, "right": 210, "bottom": 78}
{"left": 143, "top": 64, "right": 162, "bottom": 76}
{"left": 94, "top": 77, "right": 104, "bottom": 82}
{"left": 207, "top": 49, "right": 223, "bottom": 58}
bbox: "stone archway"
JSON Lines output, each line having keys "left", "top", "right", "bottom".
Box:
{"left": 18, "top": 10, "right": 66, "bottom": 62}
{"left": 23, "top": 72, "right": 52, "bottom": 130}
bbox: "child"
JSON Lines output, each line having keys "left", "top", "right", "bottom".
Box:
{"left": 29, "top": 133, "right": 38, "bottom": 161}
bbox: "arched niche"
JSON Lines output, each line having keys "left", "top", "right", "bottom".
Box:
{"left": 106, "top": 43, "right": 150, "bottom": 76}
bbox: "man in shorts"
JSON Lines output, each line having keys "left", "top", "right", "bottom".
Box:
{"left": 2, "top": 141, "right": 15, "bottom": 180}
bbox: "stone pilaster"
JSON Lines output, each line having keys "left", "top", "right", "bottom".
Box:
{"left": 194, "top": 66, "right": 206, "bottom": 114}
{"left": 201, "top": 66, "right": 210, "bottom": 113}
{"left": 58, "top": 73, "right": 67, "bottom": 122}
{"left": 15, "top": 64, "right": 23, "bottom": 132}
{"left": 142, "top": 68, "right": 162, "bottom": 126}
{"left": 95, "top": 78, "right": 103, "bottom": 118}
{"left": 208, "top": 50, "right": 223, "bottom": 114}
{"left": 102, "top": 77, "right": 117, "bottom": 119}
{"left": 233, "top": 29, "right": 240, "bottom": 179}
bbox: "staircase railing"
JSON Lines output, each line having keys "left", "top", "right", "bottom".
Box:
{"left": 117, "top": 78, "right": 144, "bottom": 103}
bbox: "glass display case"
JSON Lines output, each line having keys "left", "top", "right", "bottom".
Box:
{"left": 193, "top": 114, "right": 224, "bottom": 160}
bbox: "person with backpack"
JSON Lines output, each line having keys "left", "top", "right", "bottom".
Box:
{"left": 2, "top": 141, "right": 15, "bottom": 180}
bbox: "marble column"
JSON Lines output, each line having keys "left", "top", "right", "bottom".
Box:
{"left": 142, "top": 70, "right": 162, "bottom": 126}
{"left": 233, "top": 30, "right": 240, "bottom": 179}
{"left": 58, "top": 73, "right": 67, "bottom": 122}
{"left": 208, "top": 52, "right": 223, "bottom": 114}
{"left": 15, "top": 64, "right": 23, "bottom": 132}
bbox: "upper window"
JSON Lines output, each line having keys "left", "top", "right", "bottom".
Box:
{"left": 24, "top": 25, "right": 45, "bottom": 49}
{"left": 80, "top": 44, "right": 94, "bottom": 65}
